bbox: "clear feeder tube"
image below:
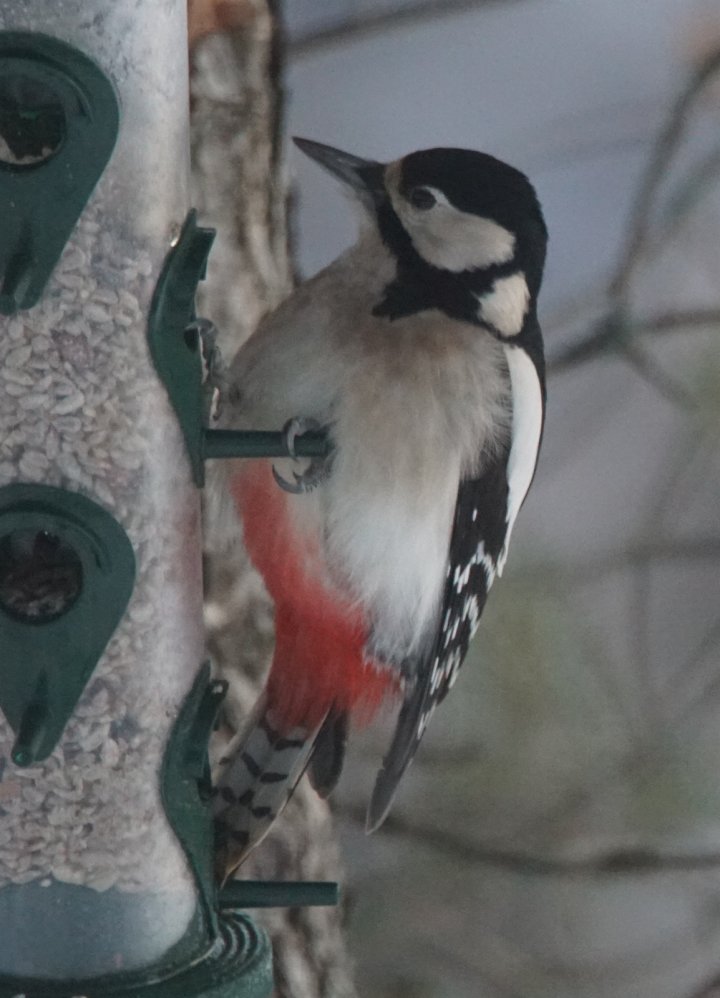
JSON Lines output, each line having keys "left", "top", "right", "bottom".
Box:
{"left": 0, "top": 1, "right": 205, "bottom": 979}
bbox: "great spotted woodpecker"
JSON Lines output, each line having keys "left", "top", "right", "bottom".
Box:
{"left": 212, "top": 138, "right": 547, "bottom": 880}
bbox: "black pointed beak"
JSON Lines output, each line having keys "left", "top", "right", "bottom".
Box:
{"left": 293, "top": 137, "right": 385, "bottom": 203}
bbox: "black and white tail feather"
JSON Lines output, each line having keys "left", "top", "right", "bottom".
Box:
{"left": 213, "top": 697, "right": 317, "bottom": 880}
{"left": 212, "top": 698, "right": 346, "bottom": 881}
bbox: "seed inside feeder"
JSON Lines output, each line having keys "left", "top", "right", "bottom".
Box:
{"left": 0, "top": 73, "right": 65, "bottom": 166}
{"left": 0, "top": 529, "right": 82, "bottom": 622}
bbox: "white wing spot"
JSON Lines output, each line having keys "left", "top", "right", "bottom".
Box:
{"left": 476, "top": 541, "right": 497, "bottom": 587}
{"left": 417, "top": 709, "right": 433, "bottom": 740}
{"left": 430, "top": 657, "right": 441, "bottom": 693}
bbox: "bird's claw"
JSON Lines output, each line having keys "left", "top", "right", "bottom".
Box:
{"left": 187, "top": 317, "right": 226, "bottom": 422}
{"left": 272, "top": 417, "right": 332, "bottom": 494}
{"left": 281, "top": 417, "right": 319, "bottom": 458}
{"left": 272, "top": 461, "right": 330, "bottom": 494}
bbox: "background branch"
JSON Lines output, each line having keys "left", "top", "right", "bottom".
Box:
{"left": 547, "top": 50, "right": 720, "bottom": 386}
{"left": 610, "top": 49, "right": 720, "bottom": 298}
{"left": 339, "top": 805, "right": 720, "bottom": 876}
{"left": 523, "top": 537, "right": 720, "bottom": 588}
{"left": 548, "top": 309, "right": 720, "bottom": 373}
{"left": 288, "top": 0, "right": 522, "bottom": 57}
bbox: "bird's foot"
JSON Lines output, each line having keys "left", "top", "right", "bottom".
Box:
{"left": 272, "top": 417, "right": 332, "bottom": 494}
{"left": 187, "top": 317, "right": 226, "bottom": 422}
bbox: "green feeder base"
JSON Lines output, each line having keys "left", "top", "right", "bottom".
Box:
{"left": 0, "top": 909, "right": 272, "bottom": 998}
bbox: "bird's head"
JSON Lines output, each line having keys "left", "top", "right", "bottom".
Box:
{"left": 294, "top": 137, "right": 547, "bottom": 332}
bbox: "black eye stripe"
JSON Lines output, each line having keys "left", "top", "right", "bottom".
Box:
{"left": 407, "top": 186, "right": 436, "bottom": 210}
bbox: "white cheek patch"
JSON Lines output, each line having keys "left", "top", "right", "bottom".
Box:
{"left": 407, "top": 204, "right": 516, "bottom": 273}
{"left": 476, "top": 272, "right": 530, "bottom": 337}
{"left": 385, "top": 164, "right": 516, "bottom": 273}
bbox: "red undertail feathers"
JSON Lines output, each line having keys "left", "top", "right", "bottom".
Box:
{"left": 231, "top": 460, "right": 397, "bottom": 732}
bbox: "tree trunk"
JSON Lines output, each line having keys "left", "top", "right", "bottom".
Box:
{"left": 189, "top": 3, "right": 358, "bottom": 995}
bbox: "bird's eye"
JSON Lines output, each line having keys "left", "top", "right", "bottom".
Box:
{"left": 408, "top": 186, "right": 437, "bottom": 210}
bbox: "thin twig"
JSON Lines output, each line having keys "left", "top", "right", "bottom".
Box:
{"left": 548, "top": 309, "right": 720, "bottom": 374}
{"left": 691, "top": 973, "right": 720, "bottom": 998}
{"left": 610, "top": 49, "right": 720, "bottom": 298}
{"left": 618, "top": 338, "right": 696, "bottom": 408}
{"left": 548, "top": 53, "right": 720, "bottom": 380}
{"left": 341, "top": 804, "right": 720, "bottom": 876}
{"left": 522, "top": 537, "right": 720, "bottom": 587}
{"left": 671, "top": 614, "right": 720, "bottom": 723}
{"left": 658, "top": 145, "right": 720, "bottom": 238}
{"left": 547, "top": 318, "right": 620, "bottom": 373}
{"left": 639, "top": 308, "right": 720, "bottom": 335}
{"left": 628, "top": 432, "right": 715, "bottom": 732}
{"left": 288, "top": 0, "right": 519, "bottom": 58}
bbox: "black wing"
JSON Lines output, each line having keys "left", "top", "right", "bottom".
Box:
{"left": 366, "top": 447, "right": 510, "bottom": 831}
{"left": 367, "top": 328, "right": 547, "bottom": 830}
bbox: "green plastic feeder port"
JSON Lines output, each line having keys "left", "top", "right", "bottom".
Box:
{"left": 149, "top": 211, "right": 330, "bottom": 487}
{"left": 0, "top": 483, "right": 135, "bottom": 765}
{"left": 0, "top": 31, "right": 119, "bottom": 313}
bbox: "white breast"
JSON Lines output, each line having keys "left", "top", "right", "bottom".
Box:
{"left": 322, "top": 306, "right": 510, "bottom": 663}
{"left": 325, "top": 446, "right": 462, "bottom": 663}
{"left": 227, "top": 232, "right": 512, "bottom": 663}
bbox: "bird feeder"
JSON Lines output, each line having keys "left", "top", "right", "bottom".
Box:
{"left": 0, "top": 5, "right": 334, "bottom": 997}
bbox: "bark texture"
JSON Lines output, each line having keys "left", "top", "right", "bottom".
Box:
{"left": 189, "top": 3, "right": 359, "bottom": 996}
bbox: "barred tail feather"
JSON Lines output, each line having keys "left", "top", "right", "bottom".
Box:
{"left": 213, "top": 695, "right": 325, "bottom": 882}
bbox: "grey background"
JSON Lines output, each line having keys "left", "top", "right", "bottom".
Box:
{"left": 275, "top": 3, "right": 720, "bottom": 994}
